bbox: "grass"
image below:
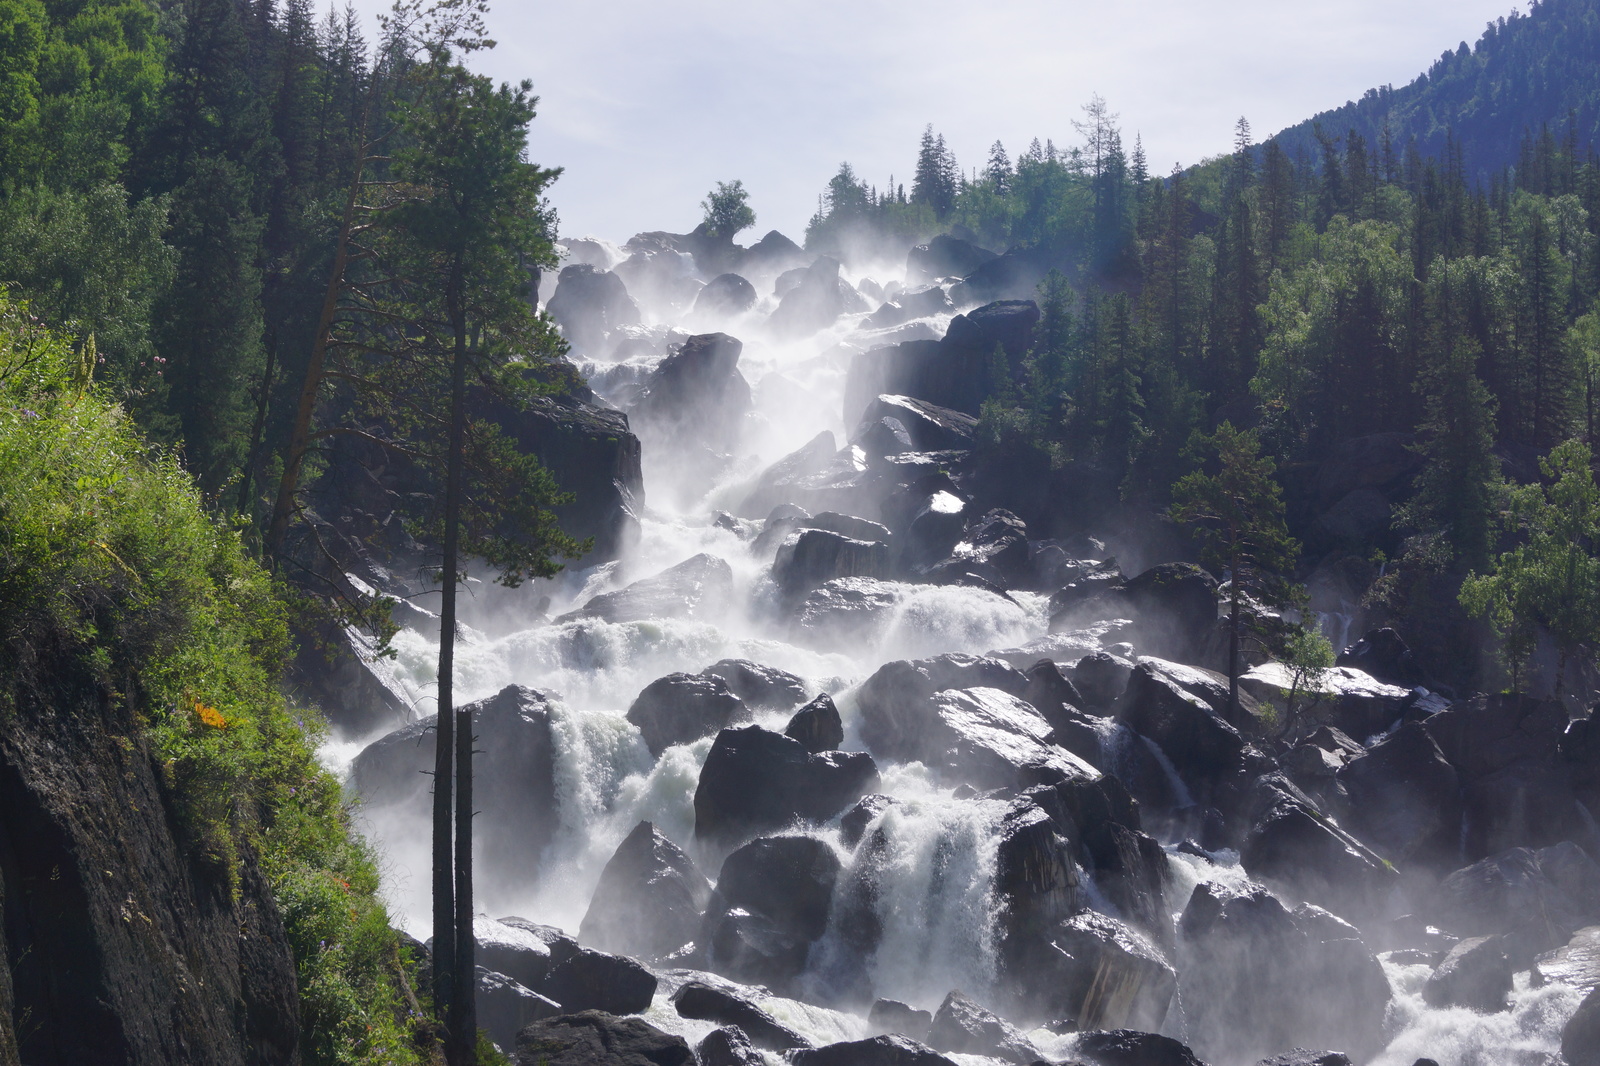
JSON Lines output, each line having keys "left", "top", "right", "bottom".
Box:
{"left": 0, "top": 289, "right": 430, "bottom": 1066}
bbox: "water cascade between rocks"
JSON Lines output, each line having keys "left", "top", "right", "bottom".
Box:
{"left": 330, "top": 230, "right": 1600, "bottom": 1066}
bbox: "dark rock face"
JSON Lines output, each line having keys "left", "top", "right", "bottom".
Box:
{"left": 476, "top": 915, "right": 579, "bottom": 992}
{"left": 702, "top": 658, "right": 809, "bottom": 712}
{"left": 840, "top": 793, "right": 897, "bottom": 848}
{"left": 547, "top": 263, "right": 641, "bottom": 352}
{"left": 844, "top": 301, "right": 1038, "bottom": 418}
{"left": 1025, "top": 910, "right": 1176, "bottom": 1033}
{"left": 631, "top": 332, "right": 752, "bottom": 466}
{"left": 694, "top": 725, "right": 879, "bottom": 847}
{"left": 773, "top": 528, "right": 891, "bottom": 596}
{"left": 476, "top": 967, "right": 560, "bottom": 1053}
{"left": 1337, "top": 627, "right": 1424, "bottom": 686}
{"left": 702, "top": 836, "right": 842, "bottom": 985}
{"left": 1337, "top": 721, "right": 1461, "bottom": 865}
{"left": 579, "top": 821, "right": 710, "bottom": 960}
{"left": 926, "top": 990, "right": 1037, "bottom": 1064}
{"left": 1252, "top": 1054, "right": 1353, "bottom": 1066}
{"left": 1073, "top": 1029, "right": 1207, "bottom": 1066}
{"left": 956, "top": 508, "right": 1032, "bottom": 588}
{"left": 1565, "top": 986, "right": 1600, "bottom": 1066}
{"left": 1116, "top": 663, "right": 1253, "bottom": 814}
{"left": 500, "top": 392, "right": 645, "bottom": 562}
{"left": 1057, "top": 563, "right": 1220, "bottom": 664}
{"left": 1178, "top": 883, "right": 1389, "bottom": 1064}
{"left": 562, "top": 553, "right": 734, "bottom": 625}
{"left": 1240, "top": 795, "right": 1399, "bottom": 921}
{"left": 904, "top": 489, "right": 969, "bottom": 570}
{"left": 0, "top": 666, "right": 300, "bottom": 1066}
{"left": 856, "top": 654, "right": 1031, "bottom": 751}
{"left": 793, "top": 578, "right": 903, "bottom": 651}
{"left": 789, "top": 1034, "right": 960, "bottom": 1066}
{"left": 540, "top": 947, "right": 658, "bottom": 1014}
{"left": 626, "top": 672, "right": 746, "bottom": 756}
{"left": 1071, "top": 652, "right": 1133, "bottom": 711}
{"left": 770, "top": 256, "right": 861, "bottom": 337}
{"left": 870, "top": 999, "right": 933, "bottom": 1039}
{"left": 856, "top": 394, "right": 977, "bottom": 452}
{"left": 352, "top": 685, "right": 557, "bottom": 887}
{"left": 806, "top": 511, "right": 893, "bottom": 545}
{"left": 694, "top": 273, "right": 758, "bottom": 317}
{"left": 696, "top": 1027, "right": 763, "bottom": 1066}
{"left": 906, "top": 234, "right": 999, "bottom": 286}
{"left": 671, "top": 981, "right": 810, "bottom": 1050}
{"left": 515, "top": 1011, "right": 693, "bottom": 1066}
{"left": 1423, "top": 935, "right": 1513, "bottom": 1012}
{"left": 993, "top": 800, "right": 1082, "bottom": 989}
{"left": 1021, "top": 659, "right": 1089, "bottom": 735}
{"left": 740, "top": 432, "right": 839, "bottom": 518}
{"left": 1533, "top": 924, "right": 1600, "bottom": 989}
{"left": 785, "top": 693, "right": 845, "bottom": 753}
{"left": 1431, "top": 843, "right": 1600, "bottom": 952}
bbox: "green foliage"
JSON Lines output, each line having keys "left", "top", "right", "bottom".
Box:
{"left": 701, "top": 178, "right": 754, "bottom": 239}
{"left": 1169, "top": 421, "right": 1300, "bottom": 595}
{"left": 1461, "top": 438, "right": 1600, "bottom": 694}
{"left": 0, "top": 290, "right": 424, "bottom": 1065}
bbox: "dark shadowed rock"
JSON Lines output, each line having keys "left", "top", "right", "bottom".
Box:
{"left": 702, "top": 836, "right": 842, "bottom": 985}
{"left": 773, "top": 528, "right": 891, "bottom": 596}
{"left": 790, "top": 1034, "right": 960, "bottom": 1066}
{"left": 540, "top": 948, "right": 657, "bottom": 1015}
{"left": 857, "top": 394, "right": 978, "bottom": 452}
{"left": 515, "top": 1011, "right": 692, "bottom": 1066}
{"left": 1073, "top": 1029, "right": 1204, "bottom": 1065}
{"left": 695, "top": 273, "right": 758, "bottom": 317}
{"left": 844, "top": 301, "right": 1038, "bottom": 417}
{"left": 561, "top": 553, "right": 734, "bottom": 624}
{"left": 807, "top": 510, "right": 892, "bottom": 544}
{"left": 1423, "top": 935, "right": 1513, "bottom": 1012}
{"left": 694, "top": 725, "right": 879, "bottom": 847}
{"left": 785, "top": 693, "right": 844, "bottom": 753}
{"left": 870, "top": 999, "right": 933, "bottom": 1039}
{"left": 701, "top": 658, "right": 808, "bottom": 712}
{"left": 1240, "top": 797, "right": 1399, "bottom": 920}
{"left": 994, "top": 799, "right": 1082, "bottom": 980}
{"left": 1071, "top": 652, "right": 1133, "bottom": 711}
{"left": 579, "top": 821, "right": 710, "bottom": 960}
{"left": 1116, "top": 664, "right": 1253, "bottom": 814}
{"left": 887, "top": 686, "right": 1099, "bottom": 791}
{"left": 793, "top": 577, "right": 903, "bottom": 650}
{"left": 1533, "top": 924, "right": 1600, "bottom": 992}
{"left": 905, "top": 489, "right": 969, "bottom": 569}
{"left": 631, "top": 332, "right": 752, "bottom": 458}
{"left": 1431, "top": 843, "right": 1600, "bottom": 952}
{"left": 857, "top": 654, "right": 1031, "bottom": 747}
{"left": 671, "top": 981, "right": 811, "bottom": 1050}
{"left": 696, "top": 1027, "right": 763, "bottom": 1066}
{"left": 839, "top": 793, "right": 898, "bottom": 848}
{"left": 770, "top": 256, "right": 862, "bottom": 337}
{"left": 906, "top": 234, "right": 999, "bottom": 286}
{"left": 740, "top": 229, "right": 808, "bottom": 277}
{"left": 1057, "top": 563, "right": 1220, "bottom": 664}
{"left": 956, "top": 508, "right": 1032, "bottom": 588}
{"left": 1252, "top": 1053, "right": 1353, "bottom": 1066}
{"left": 1565, "top": 986, "right": 1600, "bottom": 1066}
{"left": 927, "top": 990, "right": 1038, "bottom": 1064}
{"left": 547, "top": 264, "right": 641, "bottom": 352}
{"left": 476, "top": 916, "right": 578, "bottom": 992}
{"left": 626, "top": 672, "right": 746, "bottom": 756}
{"left": 1337, "top": 627, "right": 1424, "bottom": 686}
{"left": 1024, "top": 910, "right": 1176, "bottom": 1033}
{"left": 1337, "top": 721, "right": 1460, "bottom": 865}
{"left": 352, "top": 686, "right": 557, "bottom": 887}
{"left": 1022, "top": 658, "right": 1091, "bottom": 733}
{"left": 477, "top": 967, "right": 560, "bottom": 1053}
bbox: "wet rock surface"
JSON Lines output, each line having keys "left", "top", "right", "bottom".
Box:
{"left": 514, "top": 1011, "right": 693, "bottom": 1066}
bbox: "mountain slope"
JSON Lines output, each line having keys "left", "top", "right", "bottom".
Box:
{"left": 1270, "top": 0, "right": 1600, "bottom": 179}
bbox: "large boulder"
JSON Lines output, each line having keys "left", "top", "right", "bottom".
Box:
{"left": 702, "top": 836, "right": 841, "bottom": 986}
{"left": 870, "top": 999, "right": 933, "bottom": 1039}
{"left": 856, "top": 654, "right": 1030, "bottom": 744}
{"left": 926, "top": 990, "right": 1037, "bottom": 1064}
{"left": 540, "top": 947, "right": 658, "bottom": 1015}
{"left": 694, "top": 273, "right": 758, "bottom": 317}
{"left": 769, "top": 256, "right": 863, "bottom": 337}
{"left": 952, "top": 509, "right": 1032, "bottom": 588}
{"left": 626, "top": 672, "right": 746, "bottom": 756}
{"left": 476, "top": 967, "right": 560, "bottom": 1053}
{"left": 547, "top": 264, "right": 641, "bottom": 352}
{"left": 789, "top": 1035, "right": 960, "bottom": 1066}
{"left": 476, "top": 916, "right": 578, "bottom": 992}
{"left": 1431, "top": 842, "right": 1600, "bottom": 953}
{"left": 773, "top": 529, "right": 891, "bottom": 596}
{"left": 1240, "top": 663, "right": 1411, "bottom": 740}
{"left": 739, "top": 432, "right": 839, "bottom": 518}
{"left": 1566, "top": 986, "right": 1600, "bottom": 1066}
{"left": 993, "top": 799, "right": 1083, "bottom": 980}
{"left": 694, "top": 725, "right": 879, "bottom": 847}
{"left": 499, "top": 392, "right": 644, "bottom": 562}
{"left": 696, "top": 1027, "right": 763, "bottom": 1066}
{"left": 855, "top": 394, "right": 977, "bottom": 452}
{"left": 906, "top": 234, "right": 998, "bottom": 286}
{"left": 1116, "top": 663, "right": 1255, "bottom": 816}
{"left": 1056, "top": 563, "right": 1220, "bottom": 666}
{"left": 560, "top": 553, "right": 733, "bottom": 624}
{"left": 702, "top": 658, "right": 809, "bottom": 712}
{"left": 1336, "top": 627, "right": 1425, "bottom": 686}
{"left": 1072, "top": 1030, "right": 1206, "bottom": 1066}
{"left": 351, "top": 686, "right": 557, "bottom": 886}
{"left": 671, "top": 981, "right": 810, "bottom": 1051}
{"left": 1534, "top": 924, "right": 1600, "bottom": 992}
{"left": 877, "top": 685, "right": 1099, "bottom": 791}
{"left": 1025, "top": 910, "right": 1176, "bottom": 1032}
{"left": 785, "top": 693, "right": 845, "bottom": 754}
{"left": 1240, "top": 795, "right": 1399, "bottom": 921}
{"left": 844, "top": 301, "right": 1038, "bottom": 418}
{"left": 792, "top": 577, "right": 903, "bottom": 650}
{"left": 630, "top": 333, "right": 752, "bottom": 477}
{"left": 1178, "top": 883, "right": 1389, "bottom": 1064}
{"left": 514, "top": 1011, "right": 692, "bottom": 1066}
{"left": 1422, "top": 935, "right": 1513, "bottom": 1012}
{"left": 1336, "top": 721, "right": 1461, "bottom": 865}
{"left": 579, "top": 821, "right": 710, "bottom": 960}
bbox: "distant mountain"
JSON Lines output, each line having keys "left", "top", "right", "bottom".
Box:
{"left": 1270, "top": 0, "right": 1600, "bottom": 181}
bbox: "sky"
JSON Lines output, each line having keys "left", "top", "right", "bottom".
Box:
{"left": 381, "top": 0, "right": 1525, "bottom": 243}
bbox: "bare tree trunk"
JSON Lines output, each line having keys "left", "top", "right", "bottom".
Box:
{"left": 1227, "top": 566, "right": 1242, "bottom": 725}
{"left": 442, "top": 261, "right": 476, "bottom": 1066}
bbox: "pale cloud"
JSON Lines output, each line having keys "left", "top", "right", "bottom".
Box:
{"left": 397, "top": 0, "right": 1521, "bottom": 241}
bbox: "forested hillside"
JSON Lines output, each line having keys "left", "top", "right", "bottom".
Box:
{"left": 1272, "top": 0, "right": 1600, "bottom": 182}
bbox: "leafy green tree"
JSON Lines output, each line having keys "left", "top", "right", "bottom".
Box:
{"left": 0, "top": 0, "right": 46, "bottom": 175}
{"left": 1169, "top": 422, "right": 1302, "bottom": 718}
{"left": 1461, "top": 439, "right": 1600, "bottom": 697}
{"left": 1275, "top": 627, "right": 1335, "bottom": 738}
{"left": 700, "top": 178, "right": 754, "bottom": 239}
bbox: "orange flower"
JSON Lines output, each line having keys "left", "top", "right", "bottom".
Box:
{"left": 195, "top": 703, "right": 227, "bottom": 729}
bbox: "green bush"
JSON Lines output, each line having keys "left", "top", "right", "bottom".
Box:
{"left": 0, "top": 289, "right": 425, "bottom": 1066}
